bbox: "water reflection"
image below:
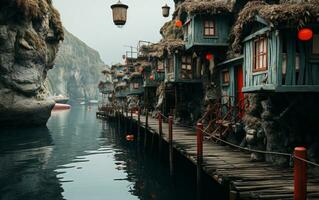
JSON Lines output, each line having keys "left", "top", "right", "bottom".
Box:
{"left": 0, "top": 106, "right": 220, "bottom": 200}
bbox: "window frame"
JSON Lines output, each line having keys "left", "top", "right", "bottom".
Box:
{"left": 181, "top": 55, "right": 193, "bottom": 79}
{"left": 221, "top": 70, "right": 230, "bottom": 85}
{"left": 203, "top": 19, "right": 216, "bottom": 37}
{"left": 253, "top": 36, "right": 268, "bottom": 72}
{"left": 132, "top": 83, "right": 139, "bottom": 89}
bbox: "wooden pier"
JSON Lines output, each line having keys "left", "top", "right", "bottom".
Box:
{"left": 97, "top": 111, "right": 319, "bottom": 200}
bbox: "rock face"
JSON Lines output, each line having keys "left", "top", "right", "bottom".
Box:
{"left": 47, "top": 28, "right": 105, "bottom": 101}
{"left": 244, "top": 93, "right": 319, "bottom": 165}
{"left": 0, "top": 0, "right": 64, "bottom": 126}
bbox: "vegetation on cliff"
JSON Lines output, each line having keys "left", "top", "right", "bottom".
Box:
{"left": 48, "top": 28, "right": 106, "bottom": 101}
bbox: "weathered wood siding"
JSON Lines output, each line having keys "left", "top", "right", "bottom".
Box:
{"left": 278, "top": 30, "right": 319, "bottom": 91}
{"left": 185, "top": 15, "right": 230, "bottom": 50}
{"left": 243, "top": 28, "right": 319, "bottom": 93}
{"left": 243, "top": 30, "right": 279, "bottom": 92}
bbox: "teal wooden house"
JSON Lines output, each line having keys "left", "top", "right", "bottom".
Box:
{"left": 143, "top": 59, "right": 165, "bottom": 87}
{"left": 182, "top": 14, "right": 231, "bottom": 51}
{"left": 115, "top": 81, "right": 129, "bottom": 98}
{"left": 128, "top": 72, "right": 144, "bottom": 96}
{"left": 217, "top": 56, "right": 245, "bottom": 120}
{"left": 239, "top": 15, "right": 319, "bottom": 92}
{"left": 164, "top": 51, "right": 202, "bottom": 83}
{"left": 99, "top": 81, "right": 114, "bottom": 94}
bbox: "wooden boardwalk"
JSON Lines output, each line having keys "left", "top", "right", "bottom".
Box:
{"left": 100, "top": 112, "right": 319, "bottom": 199}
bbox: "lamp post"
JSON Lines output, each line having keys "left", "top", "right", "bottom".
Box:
{"left": 111, "top": 1, "right": 128, "bottom": 28}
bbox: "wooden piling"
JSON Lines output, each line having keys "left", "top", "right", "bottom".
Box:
{"left": 144, "top": 108, "right": 149, "bottom": 149}
{"left": 158, "top": 113, "right": 163, "bottom": 156}
{"left": 294, "top": 147, "right": 307, "bottom": 200}
{"left": 168, "top": 115, "right": 173, "bottom": 177}
{"left": 137, "top": 107, "right": 141, "bottom": 142}
{"left": 196, "top": 123, "right": 204, "bottom": 200}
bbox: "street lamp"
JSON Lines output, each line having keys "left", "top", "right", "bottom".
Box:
{"left": 111, "top": 1, "right": 128, "bottom": 28}
{"left": 162, "top": 4, "right": 170, "bottom": 18}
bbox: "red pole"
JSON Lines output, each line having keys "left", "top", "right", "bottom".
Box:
{"left": 196, "top": 123, "right": 204, "bottom": 163}
{"left": 168, "top": 115, "right": 173, "bottom": 176}
{"left": 158, "top": 113, "right": 163, "bottom": 136}
{"left": 294, "top": 147, "right": 307, "bottom": 200}
{"left": 196, "top": 123, "right": 204, "bottom": 200}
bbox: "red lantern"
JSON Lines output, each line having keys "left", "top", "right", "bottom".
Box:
{"left": 150, "top": 75, "right": 155, "bottom": 81}
{"left": 205, "top": 53, "right": 213, "bottom": 60}
{"left": 298, "top": 28, "right": 313, "bottom": 41}
{"left": 175, "top": 20, "right": 182, "bottom": 28}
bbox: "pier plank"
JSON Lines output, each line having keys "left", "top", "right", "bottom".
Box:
{"left": 102, "top": 113, "right": 319, "bottom": 200}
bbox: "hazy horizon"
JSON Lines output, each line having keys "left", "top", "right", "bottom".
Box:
{"left": 53, "top": 0, "right": 174, "bottom": 66}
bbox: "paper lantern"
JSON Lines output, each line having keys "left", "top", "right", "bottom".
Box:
{"left": 298, "top": 28, "right": 313, "bottom": 41}
{"left": 150, "top": 75, "right": 155, "bottom": 81}
{"left": 175, "top": 20, "right": 182, "bottom": 28}
{"left": 205, "top": 53, "right": 213, "bottom": 60}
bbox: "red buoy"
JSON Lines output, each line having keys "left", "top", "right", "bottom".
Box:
{"left": 175, "top": 20, "right": 182, "bottom": 28}
{"left": 205, "top": 53, "right": 213, "bottom": 61}
{"left": 126, "top": 134, "right": 134, "bottom": 141}
{"left": 298, "top": 28, "right": 313, "bottom": 41}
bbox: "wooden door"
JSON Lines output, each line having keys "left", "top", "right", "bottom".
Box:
{"left": 236, "top": 65, "right": 245, "bottom": 119}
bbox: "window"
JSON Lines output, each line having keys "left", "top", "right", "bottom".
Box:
{"left": 203, "top": 20, "right": 215, "bottom": 36}
{"left": 181, "top": 56, "right": 192, "bottom": 79}
{"left": 253, "top": 37, "right": 268, "bottom": 72}
{"left": 312, "top": 34, "right": 319, "bottom": 55}
{"left": 167, "top": 57, "right": 174, "bottom": 73}
{"left": 133, "top": 83, "right": 139, "bottom": 89}
{"left": 222, "top": 70, "right": 230, "bottom": 85}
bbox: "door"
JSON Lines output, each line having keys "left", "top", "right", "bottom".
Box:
{"left": 236, "top": 65, "right": 245, "bottom": 119}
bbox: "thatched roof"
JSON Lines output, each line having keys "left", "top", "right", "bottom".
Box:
{"left": 139, "top": 39, "right": 185, "bottom": 58}
{"left": 174, "top": 0, "right": 235, "bottom": 19}
{"left": 160, "top": 20, "right": 184, "bottom": 40}
{"left": 228, "top": 0, "right": 319, "bottom": 58}
{"left": 129, "top": 72, "right": 142, "bottom": 80}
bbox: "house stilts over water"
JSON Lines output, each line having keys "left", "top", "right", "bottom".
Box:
{"left": 99, "top": 0, "right": 319, "bottom": 169}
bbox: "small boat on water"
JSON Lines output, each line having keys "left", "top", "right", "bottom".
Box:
{"left": 49, "top": 95, "right": 69, "bottom": 104}
{"left": 53, "top": 103, "right": 71, "bottom": 110}
{"left": 89, "top": 100, "right": 99, "bottom": 104}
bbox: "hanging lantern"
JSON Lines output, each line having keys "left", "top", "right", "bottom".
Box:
{"left": 150, "top": 75, "right": 155, "bottom": 81}
{"left": 205, "top": 53, "right": 213, "bottom": 60}
{"left": 298, "top": 28, "right": 313, "bottom": 41}
{"left": 111, "top": 1, "right": 128, "bottom": 28}
{"left": 175, "top": 20, "right": 183, "bottom": 28}
{"left": 162, "top": 4, "right": 170, "bottom": 18}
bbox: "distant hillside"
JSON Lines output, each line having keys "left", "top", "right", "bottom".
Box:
{"left": 48, "top": 28, "right": 106, "bottom": 101}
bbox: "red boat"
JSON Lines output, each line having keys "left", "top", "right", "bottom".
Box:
{"left": 53, "top": 103, "right": 71, "bottom": 110}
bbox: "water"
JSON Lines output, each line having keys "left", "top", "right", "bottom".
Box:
{"left": 0, "top": 105, "right": 224, "bottom": 200}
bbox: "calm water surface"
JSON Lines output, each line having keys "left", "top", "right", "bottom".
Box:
{"left": 0, "top": 105, "right": 222, "bottom": 200}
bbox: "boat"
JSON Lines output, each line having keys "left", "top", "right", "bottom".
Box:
{"left": 48, "top": 95, "right": 69, "bottom": 104}
{"left": 52, "top": 103, "right": 71, "bottom": 110}
{"left": 89, "top": 100, "right": 99, "bottom": 104}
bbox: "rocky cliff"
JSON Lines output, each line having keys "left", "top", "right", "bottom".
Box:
{"left": 0, "top": 0, "right": 63, "bottom": 126}
{"left": 47, "top": 28, "right": 105, "bottom": 102}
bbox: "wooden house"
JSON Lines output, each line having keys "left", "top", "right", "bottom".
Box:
{"left": 216, "top": 56, "right": 245, "bottom": 121}
{"left": 128, "top": 72, "right": 144, "bottom": 96}
{"left": 231, "top": 1, "right": 319, "bottom": 93}
{"left": 174, "top": 0, "right": 236, "bottom": 65}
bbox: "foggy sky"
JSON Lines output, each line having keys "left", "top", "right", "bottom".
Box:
{"left": 53, "top": 0, "right": 174, "bottom": 66}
